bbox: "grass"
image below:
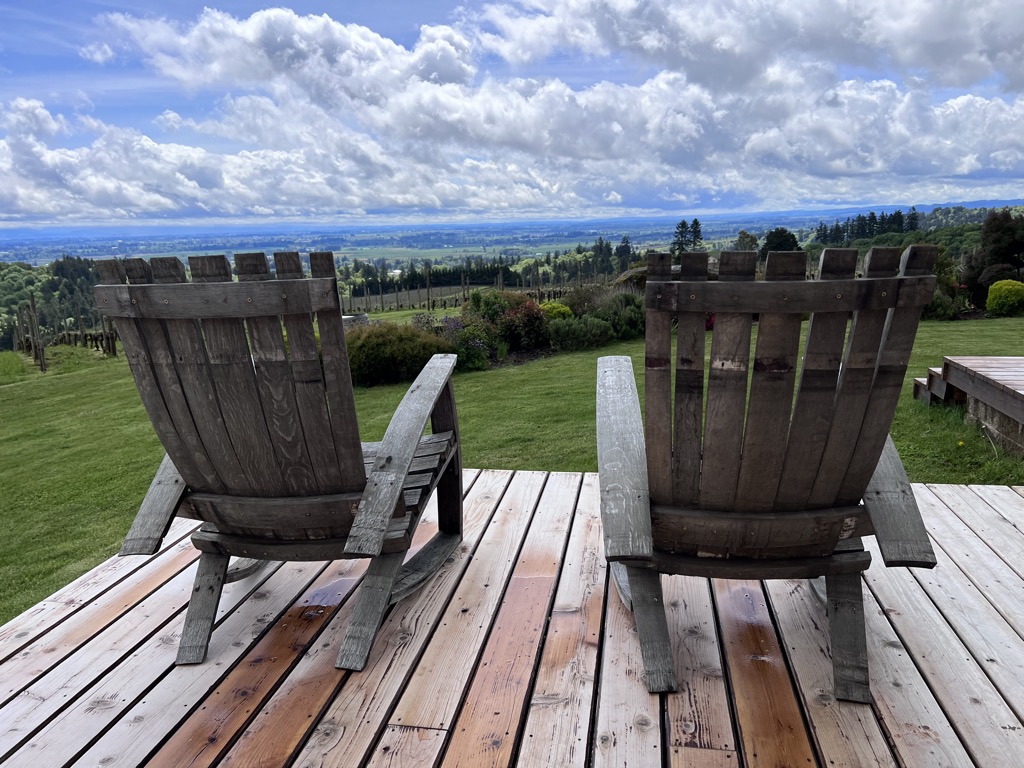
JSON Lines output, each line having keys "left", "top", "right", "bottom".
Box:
{"left": 365, "top": 307, "right": 449, "bottom": 325}
{"left": 0, "top": 351, "right": 28, "bottom": 385}
{"left": 1, "top": 316, "right": 1023, "bottom": 623}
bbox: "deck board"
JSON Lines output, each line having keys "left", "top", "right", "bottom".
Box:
{"left": 3, "top": 471, "right": 1024, "bottom": 767}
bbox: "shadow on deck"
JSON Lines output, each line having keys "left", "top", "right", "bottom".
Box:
{"left": 2, "top": 470, "right": 1023, "bottom": 767}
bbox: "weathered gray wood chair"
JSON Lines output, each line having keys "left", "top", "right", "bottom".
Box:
{"left": 597, "top": 246, "right": 938, "bottom": 702}
{"left": 94, "top": 251, "right": 462, "bottom": 670}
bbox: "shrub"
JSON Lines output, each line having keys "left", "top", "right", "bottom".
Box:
{"left": 409, "top": 312, "right": 437, "bottom": 334}
{"left": 548, "top": 316, "right": 614, "bottom": 351}
{"left": 452, "top": 324, "right": 491, "bottom": 370}
{"left": 923, "top": 291, "right": 957, "bottom": 321}
{"left": 465, "top": 289, "right": 529, "bottom": 324}
{"left": 496, "top": 300, "right": 549, "bottom": 351}
{"left": 986, "top": 279, "right": 1024, "bottom": 317}
{"left": 346, "top": 323, "right": 454, "bottom": 386}
{"left": 540, "top": 301, "right": 573, "bottom": 320}
{"left": 592, "top": 291, "right": 645, "bottom": 339}
{"left": 561, "top": 284, "right": 610, "bottom": 316}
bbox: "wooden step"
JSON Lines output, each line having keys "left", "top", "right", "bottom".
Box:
{"left": 914, "top": 377, "right": 934, "bottom": 405}
{"left": 926, "top": 367, "right": 954, "bottom": 401}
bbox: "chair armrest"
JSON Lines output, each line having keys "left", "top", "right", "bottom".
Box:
{"left": 863, "top": 435, "right": 937, "bottom": 568}
{"left": 345, "top": 354, "right": 458, "bottom": 556}
{"left": 597, "top": 356, "right": 653, "bottom": 561}
{"left": 119, "top": 453, "right": 186, "bottom": 555}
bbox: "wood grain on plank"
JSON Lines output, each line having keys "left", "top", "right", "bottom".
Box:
{"left": 0, "top": 539, "right": 200, "bottom": 705}
{"left": 284, "top": 471, "right": 511, "bottom": 768}
{"left": 441, "top": 472, "right": 581, "bottom": 768}
{"left": 734, "top": 251, "right": 806, "bottom": 511}
{"left": 765, "top": 579, "right": 897, "bottom": 767}
{"left": 517, "top": 474, "right": 604, "bottom": 768}
{"left": 381, "top": 471, "right": 549, "bottom": 735}
{"left": 699, "top": 251, "right": 757, "bottom": 510}
{"left": 144, "top": 559, "right": 368, "bottom": 768}
{"left": 644, "top": 251, "right": 673, "bottom": 504}
{"left": 863, "top": 536, "right": 1024, "bottom": 765}
{"left": 663, "top": 575, "right": 736, "bottom": 766}
{"left": 917, "top": 485, "right": 1024, "bottom": 639}
{"left": 713, "top": 579, "right": 817, "bottom": 767}
{"left": 10, "top": 562, "right": 310, "bottom": 768}
{"left": 774, "top": 249, "right": 857, "bottom": 511}
{"left": 0, "top": 517, "right": 196, "bottom": 662}
{"left": 592, "top": 573, "right": 662, "bottom": 768}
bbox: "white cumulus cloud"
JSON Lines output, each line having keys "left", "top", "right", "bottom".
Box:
{"left": 1, "top": 0, "right": 1023, "bottom": 225}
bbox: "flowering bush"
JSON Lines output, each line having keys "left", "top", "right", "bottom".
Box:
{"left": 496, "top": 300, "right": 549, "bottom": 351}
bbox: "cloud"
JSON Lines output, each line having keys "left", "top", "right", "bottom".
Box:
{"left": 79, "top": 43, "right": 115, "bottom": 65}
{"left": 1, "top": 1, "right": 1023, "bottom": 225}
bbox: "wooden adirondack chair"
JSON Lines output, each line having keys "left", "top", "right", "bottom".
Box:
{"left": 94, "top": 251, "right": 463, "bottom": 671}
{"left": 597, "top": 246, "right": 938, "bottom": 702}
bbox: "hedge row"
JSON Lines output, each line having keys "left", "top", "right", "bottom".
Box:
{"left": 348, "top": 285, "right": 644, "bottom": 386}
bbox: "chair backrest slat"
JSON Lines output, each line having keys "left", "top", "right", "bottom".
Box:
{"left": 774, "top": 249, "right": 858, "bottom": 510}
{"left": 671, "top": 252, "right": 708, "bottom": 506}
{"left": 270, "top": 251, "right": 351, "bottom": 493}
{"left": 310, "top": 251, "right": 367, "bottom": 491}
{"left": 697, "top": 250, "right": 757, "bottom": 510}
{"left": 644, "top": 253, "right": 674, "bottom": 503}
{"left": 96, "top": 259, "right": 225, "bottom": 494}
{"left": 836, "top": 245, "right": 939, "bottom": 503}
{"left": 233, "top": 252, "right": 321, "bottom": 496}
{"left": 133, "top": 256, "right": 255, "bottom": 494}
{"left": 187, "top": 255, "right": 290, "bottom": 497}
{"left": 733, "top": 251, "right": 807, "bottom": 512}
{"left": 805, "top": 247, "right": 902, "bottom": 508}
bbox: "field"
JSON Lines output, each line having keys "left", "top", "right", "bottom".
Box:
{"left": 1, "top": 316, "right": 1023, "bottom": 623}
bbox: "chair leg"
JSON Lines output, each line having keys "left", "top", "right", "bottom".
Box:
{"left": 435, "top": 447, "right": 463, "bottom": 538}
{"left": 615, "top": 564, "right": 678, "bottom": 693}
{"left": 177, "top": 552, "right": 230, "bottom": 664}
{"left": 336, "top": 551, "right": 406, "bottom": 671}
{"left": 826, "top": 572, "right": 871, "bottom": 703}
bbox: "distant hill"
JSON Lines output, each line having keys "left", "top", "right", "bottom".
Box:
{"left": 2, "top": 199, "right": 1022, "bottom": 266}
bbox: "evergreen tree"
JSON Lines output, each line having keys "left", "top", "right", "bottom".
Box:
{"left": 614, "top": 235, "right": 633, "bottom": 272}
{"left": 962, "top": 208, "right": 1024, "bottom": 305}
{"left": 890, "top": 209, "right": 905, "bottom": 233}
{"left": 867, "top": 211, "right": 878, "bottom": 237}
{"left": 759, "top": 227, "right": 801, "bottom": 259}
{"left": 690, "top": 218, "right": 703, "bottom": 251}
{"left": 670, "top": 219, "right": 692, "bottom": 255}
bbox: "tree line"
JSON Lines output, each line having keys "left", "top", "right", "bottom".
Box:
{"left": 4, "top": 205, "right": 1020, "bottom": 350}
{"left": 813, "top": 208, "right": 921, "bottom": 245}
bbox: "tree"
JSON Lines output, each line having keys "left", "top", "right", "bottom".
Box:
{"left": 690, "top": 218, "right": 703, "bottom": 251}
{"left": 670, "top": 219, "right": 692, "bottom": 255}
{"left": 759, "top": 227, "right": 801, "bottom": 259}
{"left": 614, "top": 235, "right": 633, "bottom": 272}
{"left": 733, "top": 230, "right": 759, "bottom": 251}
{"left": 963, "top": 208, "right": 1024, "bottom": 305}
{"left": 906, "top": 206, "right": 920, "bottom": 232}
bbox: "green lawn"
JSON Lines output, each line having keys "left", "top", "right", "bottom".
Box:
{"left": 1, "top": 316, "right": 1023, "bottom": 623}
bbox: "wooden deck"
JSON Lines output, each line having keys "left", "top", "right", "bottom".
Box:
{"left": 3, "top": 470, "right": 1024, "bottom": 767}
{"left": 915, "top": 356, "right": 1024, "bottom": 457}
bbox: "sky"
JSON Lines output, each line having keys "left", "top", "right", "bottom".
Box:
{"left": 0, "top": 0, "right": 1022, "bottom": 228}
